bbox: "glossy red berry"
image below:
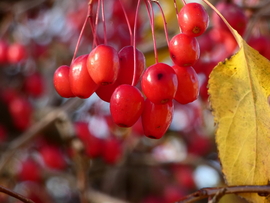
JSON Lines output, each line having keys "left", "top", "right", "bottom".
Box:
{"left": 110, "top": 84, "right": 144, "bottom": 127}
{"left": 87, "top": 44, "right": 120, "bottom": 85}
{"left": 54, "top": 65, "right": 75, "bottom": 98}
{"left": 169, "top": 33, "right": 200, "bottom": 67}
{"left": 178, "top": 3, "right": 209, "bottom": 37}
{"left": 142, "top": 99, "right": 174, "bottom": 139}
{"left": 118, "top": 46, "right": 145, "bottom": 85}
{"left": 141, "top": 63, "right": 178, "bottom": 104}
{"left": 95, "top": 81, "right": 121, "bottom": 103}
{"left": 70, "top": 55, "right": 99, "bottom": 99}
{"left": 172, "top": 65, "right": 199, "bottom": 104}
{"left": 7, "top": 43, "right": 27, "bottom": 64}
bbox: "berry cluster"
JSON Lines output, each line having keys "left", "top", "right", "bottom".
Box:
{"left": 53, "top": 1, "right": 209, "bottom": 139}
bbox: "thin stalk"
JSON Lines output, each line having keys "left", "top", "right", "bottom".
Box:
{"left": 131, "top": 0, "right": 141, "bottom": 86}
{"left": 101, "top": 0, "right": 107, "bottom": 44}
{"left": 118, "top": 0, "right": 133, "bottom": 45}
{"left": 93, "top": 0, "right": 101, "bottom": 47}
{"left": 72, "top": 4, "right": 91, "bottom": 63}
{"left": 153, "top": 1, "right": 170, "bottom": 47}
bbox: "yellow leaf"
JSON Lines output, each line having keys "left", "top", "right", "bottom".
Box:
{"left": 208, "top": 29, "right": 270, "bottom": 203}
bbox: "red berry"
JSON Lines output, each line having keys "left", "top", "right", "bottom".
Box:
{"left": 178, "top": 3, "right": 209, "bottom": 37}
{"left": 102, "top": 137, "right": 122, "bottom": 164}
{"left": 87, "top": 44, "right": 120, "bottom": 85}
{"left": 18, "top": 159, "right": 41, "bottom": 182}
{"left": 40, "top": 145, "right": 66, "bottom": 170}
{"left": 54, "top": 65, "right": 75, "bottom": 98}
{"left": 0, "top": 40, "right": 8, "bottom": 64}
{"left": 74, "top": 122, "right": 104, "bottom": 158}
{"left": 142, "top": 99, "right": 174, "bottom": 139}
{"left": 171, "top": 65, "right": 199, "bottom": 104}
{"left": 110, "top": 84, "right": 144, "bottom": 127}
{"left": 118, "top": 46, "right": 145, "bottom": 85}
{"left": 70, "top": 55, "right": 99, "bottom": 99}
{"left": 8, "top": 96, "right": 32, "bottom": 131}
{"left": 141, "top": 63, "right": 178, "bottom": 104}
{"left": 212, "top": 2, "right": 247, "bottom": 36}
{"left": 169, "top": 34, "right": 200, "bottom": 67}
{"left": 7, "top": 43, "right": 27, "bottom": 64}
{"left": 95, "top": 81, "right": 121, "bottom": 103}
{"left": 24, "top": 72, "right": 45, "bottom": 98}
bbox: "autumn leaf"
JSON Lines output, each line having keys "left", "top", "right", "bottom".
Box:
{"left": 208, "top": 28, "right": 270, "bottom": 202}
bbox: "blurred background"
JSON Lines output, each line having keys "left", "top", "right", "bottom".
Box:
{"left": 0, "top": 0, "right": 269, "bottom": 202}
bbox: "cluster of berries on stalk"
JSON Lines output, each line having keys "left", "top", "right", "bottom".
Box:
{"left": 53, "top": 0, "right": 209, "bottom": 139}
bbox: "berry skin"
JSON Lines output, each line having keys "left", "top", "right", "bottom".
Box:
{"left": 54, "top": 65, "right": 75, "bottom": 98}
{"left": 18, "top": 159, "right": 41, "bottom": 182}
{"left": 7, "top": 43, "right": 27, "bottom": 64}
{"left": 171, "top": 65, "right": 199, "bottom": 104}
{"left": 178, "top": 3, "right": 209, "bottom": 37}
{"left": 141, "top": 63, "right": 178, "bottom": 104}
{"left": 95, "top": 81, "right": 121, "bottom": 103}
{"left": 70, "top": 54, "right": 99, "bottom": 99}
{"left": 118, "top": 46, "right": 145, "bottom": 85}
{"left": 142, "top": 99, "right": 174, "bottom": 139}
{"left": 40, "top": 145, "right": 66, "bottom": 170}
{"left": 169, "top": 33, "right": 200, "bottom": 67}
{"left": 87, "top": 44, "right": 120, "bottom": 85}
{"left": 102, "top": 137, "right": 122, "bottom": 164}
{"left": 110, "top": 84, "right": 144, "bottom": 127}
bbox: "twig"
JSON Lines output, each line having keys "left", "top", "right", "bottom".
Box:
{"left": 0, "top": 184, "right": 35, "bottom": 203}
{"left": 176, "top": 185, "right": 270, "bottom": 203}
{"left": 0, "top": 98, "right": 83, "bottom": 173}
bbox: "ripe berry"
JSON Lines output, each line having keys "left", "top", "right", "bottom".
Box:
{"left": 40, "top": 144, "right": 66, "bottom": 170}
{"left": 95, "top": 81, "right": 121, "bottom": 103}
{"left": 18, "top": 159, "right": 41, "bottom": 182}
{"left": 142, "top": 99, "right": 174, "bottom": 139}
{"left": 171, "top": 65, "right": 199, "bottom": 104}
{"left": 87, "top": 44, "right": 120, "bottom": 85}
{"left": 118, "top": 46, "right": 145, "bottom": 85}
{"left": 141, "top": 63, "right": 178, "bottom": 104}
{"left": 102, "top": 137, "right": 122, "bottom": 164}
{"left": 7, "top": 43, "right": 27, "bottom": 64}
{"left": 110, "top": 84, "right": 144, "bottom": 127}
{"left": 169, "top": 34, "right": 200, "bottom": 67}
{"left": 70, "top": 54, "right": 99, "bottom": 99}
{"left": 212, "top": 2, "right": 247, "bottom": 36}
{"left": 0, "top": 40, "right": 8, "bottom": 64}
{"left": 24, "top": 72, "right": 45, "bottom": 98}
{"left": 178, "top": 3, "right": 209, "bottom": 37}
{"left": 54, "top": 65, "right": 75, "bottom": 98}
{"left": 74, "top": 122, "right": 103, "bottom": 158}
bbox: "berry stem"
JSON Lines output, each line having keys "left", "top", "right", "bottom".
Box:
{"left": 173, "top": 0, "right": 181, "bottom": 32}
{"left": 144, "top": 0, "right": 158, "bottom": 64}
{"left": 72, "top": 3, "right": 91, "bottom": 63}
{"left": 118, "top": 0, "right": 133, "bottom": 46}
{"left": 0, "top": 184, "right": 35, "bottom": 203}
{"left": 131, "top": 0, "right": 141, "bottom": 86}
{"left": 93, "top": 0, "right": 101, "bottom": 47}
{"left": 88, "top": 2, "right": 98, "bottom": 47}
{"left": 101, "top": 0, "right": 107, "bottom": 45}
{"left": 153, "top": 1, "right": 170, "bottom": 47}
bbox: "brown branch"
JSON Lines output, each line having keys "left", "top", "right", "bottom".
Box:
{"left": 0, "top": 97, "right": 83, "bottom": 173}
{"left": 176, "top": 185, "right": 270, "bottom": 203}
{"left": 0, "top": 184, "right": 35, "bottom": 203}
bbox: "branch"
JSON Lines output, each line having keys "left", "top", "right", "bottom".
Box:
{"left": 0, "top": 184, "right": 35, "bottom": 203}
{"left": 176, "top": 185, "right": 270, "bottom": 203}
{"left": 0, "top": 98, "right": 83, "bottom": 173}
